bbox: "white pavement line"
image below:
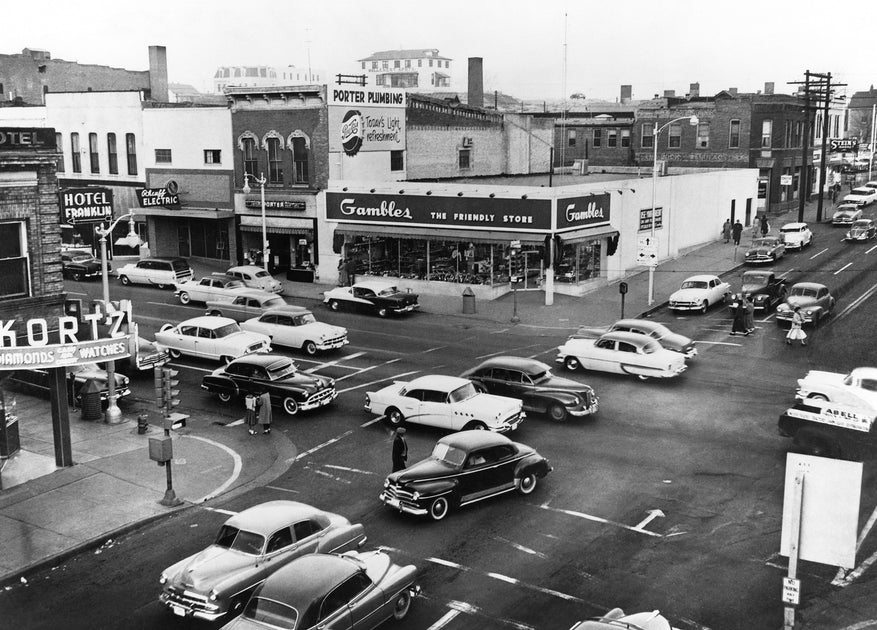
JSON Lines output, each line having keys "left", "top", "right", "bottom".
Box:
{"left": 486, "top": 571, "right": 582, "bottom": 602}
{"left": 810, "top": 247, "right": 829, "bottom": 259}
{"left": 146, "top": 301, "right": 186, "bottom": 308}
{"left": 493, "top": 536, "right": 547, "bottom": 559}
{"left": 304, "top": 351, "right": 366, "bottom": 373}
{"left": 491, "top": 328, "right": 511, "bottom": 334}
{"left": 422, "top": 346, "right": 446, "bottom": 353}
{"left": 66, "top": 291, "right": 88, "bottom": 296}
{"left": 337, "top": 370, "right": 421, "bottom": 393}
{"left": 265, "top": 485, "right": 299, "bottom": 493}
{"left": 426, "top": 557, "right": 466, "bottom": 570}
{"left": 189, "top": 435, "right": 243, "bottom": 503}
{"left": 678, "top": 616, "right": 714, "bottom": 630}
{"left": 834, "top": 548, "right": 877, "bottom": 587}
{"left": 309, "top": 466, "right": 352, "bottom": 484}
{"left": 361, "top": 416, "right": 384, "bottom": 427}
{"left": 204, "top": 507, "right": 237, "bottom": 516}
{"left": 226, "top": 419, "right": 244, "bottom": 427}
{"left": 324, "top": 464, "right": 377, "bottom": 475}
{"left": 778, "top": 268, "right": 794, "bottom": 278}
{"left": 868, "top": 244, "right": 877, "bottom": 254}
{"left": 426, "top": 610, "right": 461, "bottom": 630}
{"left": 535, "top": 502, "right": 664, "bottom": 537}
{"left": 834, "top": 262, "right": 853, "bottom": 275}
{"left": 832, "top": 504, "right": 877, "bottom": 586}
{"left": 836, "top": 621, "right": 877, "bottom": 630}
{"left": 334, "top": 358, "right": 400, "bottom": 382}
{"left": 289, "top": 430, "right": 355, "bottom": 463}
{"left": 693, "top": 340, "right": 742, "bottom": 346}
{"left": 757, "top": 313, "right": 776, "bottom": 322}
{"left": 834, "top": 282, "right": 877, "bottom": 322}
{"left": 167, "top": 362, "right": 214, "bottom": 373}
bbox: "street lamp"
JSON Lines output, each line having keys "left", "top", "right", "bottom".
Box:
{"left": 95, "top": 212, "right": 142, "bottom": 423}
{"left": 648, "top": 115, "right": 699, "bottom": 306}
{"left": 242, "top": 172, "right": 269, "bottom": 272}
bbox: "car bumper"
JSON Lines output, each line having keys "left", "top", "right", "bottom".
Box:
{"left": 159, "top": 591, "right": 223, "bottom": 622}
{"left": 845, "top": 234, "right": 870, "bottom": 241}
{"left": 379, "top": 491, "right": 429, "bottom": 517}
{"left": 784, "top": 241, "right": 804, "bottom": 250}
{"left": 679, "top": 346, "right": 698, "bottom": 358}
{"left": 668, "top": 302, "right": 702, "bottom": 311}
{"left": 745, "top": 256, "right": 773, "bottom": 264}
{"left": 776, "top": 311, "right": 816, "bottom": 324}
{"left": 317, "top": 338, "right": 349, "bottom": 351}
{"left": 391, "top": 304, "right": 420, "bottom": 314}
{"left": 568, "top": 401, "right": 599, "bottom": 417}
{"left": 491, "top": 411, "right": 525, "bottom": 432}
{"left": 300, "top": 389, "right": 337, "bottom": 411}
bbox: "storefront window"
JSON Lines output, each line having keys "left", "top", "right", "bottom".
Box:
{"left": 555, "top": 239, "right": 602, "bottom": 284}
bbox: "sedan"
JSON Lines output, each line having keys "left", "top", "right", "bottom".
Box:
{"left": 779, "top": 222, "right": 813, "bottom": 250}
{"left": 569, "top": 608, "right": 678, "bottom": 630}
{"left": 775, "top": 282, "right": 836, "bottom": 326}
{"left": 174, "top": 275, "right": 248, "bottom": 305}
{"left": 241, "top": 307, "right": 348, "bottom": 355}
{"left": 61, "top": 250, "right": 105, "bottom": 281}
{"left": 556, "top": 331, "right": 687, "bottom": 380}
{"left": 155, "top": 316, "right": 271, "bottom": 363}
{"left": 843, "top": 186, "right": 877, "bottom": 207}
{"left": 202, "top": 353, "right": 337, "bottom": 415}
{"left": 668, "top": 274, "right": 731, "bottom": 313}
{"left": 832, "top": 203, "right": 863, "bottom": 225}
{"left": 380, "top": 430, "right": 552, "bottom": 521}
{"left": 219, "top": 551, "right": 419, "bottom": 630}
{"left": 460, "top": 356, "right": 598, "bottom": 422}
{"left": 744, "top": 236, "right": 786, "bottom": 264}
{"left": 225, "top": 265, "right": 284, "bottom": 294}
{"left": 365, "top": 374, "right": 525, "bottom": 433}
{"left": 323, "top": 281, "right": 419, "bottom": 317}
{"left": 845, "top": 219, "right": 877, "bottom": 242}
{"left": 569, "top": 318, "right": 697, "bottom": 359}
{"left": 159, "top": 500, "right": 367, "bottom": 622}
{"left": 205, "top": 289, "right": 290, "bottom": 322}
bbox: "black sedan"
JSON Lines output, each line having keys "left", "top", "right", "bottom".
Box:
{"left": 459, "top": 356, "right": 597, "bottom": 422}
{"left": 380, "top": 431, "right": 552, "bottom": 521}
{"left": 61, "top": 250, "right": 106, "bottom": 281}
{"left": 322, "top": 281, "right": 419, "bottom": 317}
{"left": 201, "top": 353, "right": 336, "bottom": 415}
{"left": 738, "top": 269, "right": 787, "bottom": 312}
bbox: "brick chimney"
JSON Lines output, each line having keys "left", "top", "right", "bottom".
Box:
{"left": 148, "top": 45, "right": 169, "bottom": 103}
{"left": 467, "top": 57, "right": 483, "bottom": 108}
{"left": 620, "top": 84, "right": 632, "bottom": 104}
{"left": 728, "top": 87, "right": 738, "bottom": 96}
{"left": 689, "top": 82, "right": 700, "bottom": 98}
{"left": 764, "top": 82, "right": 774, "bottom": 95}
{"left": 663, "top": 89, "right": 675, "bottom": 98}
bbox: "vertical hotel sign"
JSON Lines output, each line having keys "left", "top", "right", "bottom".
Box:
{"left": 328, "top": 87, "right": 406, "bottom": 156}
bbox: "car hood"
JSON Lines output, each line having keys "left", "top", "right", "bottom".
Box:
{"left": 274, "top": 372, "right": 333, "bottom": 391}
{"left": 73, "top": 367, "right": 128, "bottom": 387}
{"left": 653, "top": 331, "right": 693, "bottom": 351}
{"left": 534, "top": 374, "right": 594, "bottom": 394}
{"left": 745, "top": 247, "right": 773, "bottom": 256}
{"left": 741, "top": 281, "right": 769, "bottom": 294}
{"left": 300, "top": 322, "right": 347, "bottom": 338}
{"left": 669, "top": 288, "right": 706, "bottom": 301}
{"left": 783, "top": 295, "right": 818, "bottom": 309}
{"left": 69, "top": 260, "right": 102, "bottom": 271}
{"left": 849, "top": 225, "right": 871, "bottom": 234}
{"left": 390, "top": 457, "right": 456, "bottom": 484}
{"left": 165, "top": 545, "right": 256, "bottom": 593}
{"left": 800, "top": 370, "right": 844, "bottom": 387}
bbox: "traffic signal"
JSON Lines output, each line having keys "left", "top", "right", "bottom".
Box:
{"left": 154, "top": 368, "right": 165, "bottom": 409}
{"left": 162, "top": 367, "right": 181, "bottom": 413}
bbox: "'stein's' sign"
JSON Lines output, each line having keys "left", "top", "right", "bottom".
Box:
{"left": 0, "top": 127, "right": 56, "bottom": 151}
{"left": 137, "top": 187, "right": 180, "bottom": 208}
{"left": 556, "top": 194, "right": 611, "bottom": 231}
{"left": 59, "top": 187, "right": 114, "bottom": 224}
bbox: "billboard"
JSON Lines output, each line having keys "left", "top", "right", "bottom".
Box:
{"left": 328, "top": 87, "right": 406, "bottom": 155}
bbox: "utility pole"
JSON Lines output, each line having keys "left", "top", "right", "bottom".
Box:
{"left": 798, "top": 71, "right": 811, "bottom": 224}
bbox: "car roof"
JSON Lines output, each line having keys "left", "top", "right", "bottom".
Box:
{"left": 225, "top": 500, "right": 326, "bottom": 535}
{"left": 599, "top": 331, "right": 657, "bottom": 345}
{"left": 789, "top": 281, "right": 827, "bottom": 291}
{"left": 743, "top": 269, "right": 772, "bottom": 277}
{"left": 852, "top": 219, "right": 873, "bottom": 225}
{"left": 438, "top": 429, "right": 512, "bottom": 450}
{"left": 144, "top": 257, "right": 188, "bottom": 263}
{"left": 230, "top": 352, "right": 292, "bottom": 369}
{"left": 229, "top": 289, "right": 283, "bottom": 299}
{"left": 612, "top": 318, "right": 661, "bottom": 332}
{"left": 682, "top": 274, "right": 719, "bottom": 282}
{"left": 258, "top": 553, "right": 360, "bottom": 606}
{"left": 178, "top": 316, "right": 237, "bottom": 328}
{"left": 850, "top": 367, "right": 877, "bottom": 380}
{"left": 781, "top": 222, "right": 808, "bottom": 229}
{"left": 851, "top": 187, "right": 873, "bottom": 193}
{"left": 353, "top": 281, "right": 397, "bottom": 291}
{"left": 406, "top": 375, "right": 470, "bottom": 391}
{"left": 472, "top": 356, "right": 552, "bottom": 374}
{"left": 226, "top": 265, "right": 266, "bottom": 273}
{"left": 261, "top": 306, "right": 312, "bottom": 316}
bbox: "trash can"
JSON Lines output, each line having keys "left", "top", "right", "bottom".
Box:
{"left": 462, "top": 287, "right": 476, "bottom": 314}
{"left": 80, "top": 379, "right": 103, "bottom": 421}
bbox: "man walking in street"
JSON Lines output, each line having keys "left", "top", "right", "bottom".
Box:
{"left": 392, "top": 427, "right": 408, "bottom": 472}
{"left": 760, "top": 215, "right": 769, "bottom": 237}
{"left": 258, "top": 391, "right": 272, "bottom": 434}
{"left": 732, "top": 220, "right": 743, "bottom": 246}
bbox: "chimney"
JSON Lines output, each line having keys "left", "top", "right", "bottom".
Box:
{"left": 764, "top": 81, "right": 774, "bottom": 95}
{"left": 468, "top": 57, "right": 483, "bottom": 108}
{"left": 663, "top": 90, "right": 675, "bottom": 98}
{"left": 620, "top": 84, "right": 632, "bottom": 104}
{"left": 148, "top": 45, "right": 169, "bottom": 103}
{"left": 728, "top": 87, "right": 738, "bottom": 96}
{"left": 689, "top": 82, "right": 700, "bottom": 98}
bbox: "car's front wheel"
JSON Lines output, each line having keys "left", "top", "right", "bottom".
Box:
{"left": 328, "top": 299, "right": 340, "bottom": 312}
{"left": 546, "top": 403, "right": 568, "bottom": 422}
{"left": 391, "top": 590, "right": 412, "bottom": 621}
{"left": 518, "top": 472, "right": 538, "bottom": 495}
{"left": 178, "top": 291, "right": 191, "bottom": 305}
{"left": 283, "top": 397, "right": 299, "bottom": 415}
{"left": 700, "top": 300, "right": 709, "bottom": 314}
{"left": 428, "top": 496, "right": 450, "bottom": 521}
{"left": 302, "top": 340, "right": 317, "bottom": 356}
{"left": 119, "top": 275, "right": 130, "bottom": 286}
{"left": 807, "top": 393, "right": 829, "bottom": 402}
{"left": 564, "top": 356, "right": 580, "bottom": 371}
{"left": 168, "top": 348, "right": 182, "bottom": 359}
{"left": 386, "top": 407, "right": 404, "bottom": 426}
{"left": 217, "top": 391, "right": 233, "bottom": 403}
{"left": 464, "top": 421, "right": 487, "bottom": 431}
{"left": 209, "top": 310, "right": 222, "bottom": 317}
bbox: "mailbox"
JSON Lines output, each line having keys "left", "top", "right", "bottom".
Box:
{"left": 148, "top": 435, "right": 173, "bottom": 464}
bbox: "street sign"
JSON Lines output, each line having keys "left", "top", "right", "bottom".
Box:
{"left": 782, "top": 577, "right": 800, "bottom": 605}
{"left": 780, "top": 174, "right": 793, "bottom": 186}
{"left": 636, "top": 236, "right": 658, "bottom": 267}
{"left": 830, "top": 138, "right": 858, "bottom": 153}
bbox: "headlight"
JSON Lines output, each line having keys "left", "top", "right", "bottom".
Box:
{"left": 805, "top": 310, "right": 813, "bottom": 316}
{"left": 383, "top": 478, "right": 390, "bottom": 488}
{"left": 412, "top": 491, "right": 421, "bottom": 500}
{"left": 159, "top": 573, "right": 168, "bottom": 585}
{"left": 209, "top": 589, "right": 218, "bottom": 602}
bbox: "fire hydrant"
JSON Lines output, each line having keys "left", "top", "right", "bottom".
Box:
{"left": 137, "top": 413, "right": 149, "bottom": 435}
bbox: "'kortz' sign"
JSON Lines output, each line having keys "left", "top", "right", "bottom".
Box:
{"left": 59, "top": 187, "right": 114, "bottom": 224}
{"left": 555, "top": 193, "right": 611, "bottom": 231}
{"left": 326, "top": 192, "right": 551, "bottom": 231}
{"left": 137, "top": 187, "right": 180, "bottom": 208}
{"left": 0, "top": 127, "right": 56, "bottom": 151}
{"left": 328, "top": 87, "right": 406, "bottom": 155}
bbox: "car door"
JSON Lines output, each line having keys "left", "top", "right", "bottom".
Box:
{"left": 459, "top": 446, "right": 509, "bottom": 502}
{"left": 481, "top": 368, "right": 517, "bottom": 398}
{"left": 175, "top": 325, "right": 199, "bottom": 355}
{"left": 616, "top": 340, "right": 647, "bottom": 375}
{"left": 273, "top": 314, "right": 301, "bottom": 347}
{"left": 584, "top": 338, "right": 617, "bottom": 372}
{"left": 315, "top": 577, "right": 360, "bottom": 630}
{"left": 394, "top": 388, "right": 422, "bottom": 425}
{"left": 193, "top": 326, "right": 216, "bottom": 358}
{"left": 417, "top": 389, "right": 452, "bottom": 429}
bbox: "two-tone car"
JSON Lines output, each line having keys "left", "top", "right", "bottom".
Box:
{"left": 240, "top": 307, "right": 348, "bottom": 355}
{"left": 460, "top": 356, "right": 597, "bottom": 422}
{"left": 831, "top": 203, "right": 863, "bottom": 226}
{"left": 779, "top": 222, "right": 813, "bottom": 250}
{"left": 202, "top": 354, "right": 336, "bottom": 415}
{"left": 845, "top": 219, "right": 877, "bottom": 242}
{"left": 744, "top": 236, "right": 786, "bottom": 264}
{"left": 380, "top": 430, "right": 551, "bottom": 521}
{"left": 219, "top": 551, "right": 419, "bottom": 630}
{"left": 843, "top": 186, "right": 877, "bottom": 207}
{"left": 155, "top": 316, "right": 271, "bottom": 363}
{"left": 158, "top": 500, "right": 367, "bottom": 622}
{"left": 116, "top": 257, "right": 194, "bottom": 288}
{"left": 225, "top": 265, "right": 284, "bottom": 294}
{"left": 556, "top": 331, "right": 687, "bottom": 380}
{"left": 737, "top": 269, "right": 787, "bottom": 312}
{"left": 365, "top": 374, "right": 524, "bottom": 432}
{"left": 775, "top": 282, "right": 835, "bottom": 326}
{"left": 174, "top": 275, "right": 248, "bottom": 305}
{"left": 569, "top": 319, "right": 696, "bottom": 359}
{"left": 668, "top": 274, "right": 731, "bottom": 313}
{"left": 205, "top": 289, "right": 290, "bottom": 322}
{"left": 323, "top": 281, "right": 419, "bottom": 317}
{"left": 61, "top": 250, "right": 105, "bottom": 281}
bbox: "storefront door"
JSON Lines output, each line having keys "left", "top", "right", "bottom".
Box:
{"left": 521, "top": 250, "right": 543, "bottom": 290}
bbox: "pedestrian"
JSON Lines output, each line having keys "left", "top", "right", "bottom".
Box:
{"left": 831, "top": 183, "right": 839, "bottom": 203}
{"left": 743, "top": 295, "right": 756, "bottom": 334}
{"left": 722, "top": 219, "right": 732, "bottom": 244}
{"left": 392, "top": 427, "right": 408, "bottom": 472}
{"left": 729, "top": 294, "right": 747, "bottom": 336}
{"left": 732, "top": 220, "right": 743, "bottom": 246}
{"left": 258, "top": 391, "right": 272, "bottom": 434}
{"left": 337, "top": 258, "right": 348, "bottom": 287}
{"left": 786, "top": 306, "right": 808, "bottom": 346}
{"left": 346, "top": 257, "right": 356, "bottom": 286}
{"left": 245, "top": 393, "right": 258, "bottom": 436}
{"left": 760, "top": 215, "right": 769, "bottom": 237}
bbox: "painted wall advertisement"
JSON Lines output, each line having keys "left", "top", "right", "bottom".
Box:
{"left": 328, "top": 87, "right": 406, "bottom": 155}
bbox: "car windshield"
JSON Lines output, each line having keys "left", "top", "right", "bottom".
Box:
{"left": 213, "top": 322, "right": 241, "bottom": 337}
{"left": 71, "top": 254, "right": 94, "bottom": 262}
{"left": 263, "top": 297, "right": 286, "bottom": 309}
{"left": 432, "top": 442, "right": 468, "bottom": 468}
{"left": 852, "top": 220, "right": 870, "bottom": 227}
{"left": 293, "top": 313, "right": 316, "bottom": 325}
{"left": 254, "top": 270, "right": 271, "bottom": 278}
{"left": 780, "top": 226, "right": 800, "bottom": 234}
{"left": 744, "top": 274, "right": 769, "bottom": 285}
{"left": 753, "top": 239, "right": 776, "bottom": 247}
{"left": 377, "top": 286, "right": 400, "bottom": 296}
{"left": 214, "top": 524, "right": 264, "bottom": 555}
{"left": 789, "top": 286, "right": 818, "bottom": 298}
{"left": 681, "top": 280, "right": 708, "bottom": 290}
{"left": 449, "top": 382, "right": 478, "bottom": 403}
{"left": 171, "top": 260, "right": 189, "bottom": 272}
{"left": 852, "top": 188, "right": 871, "bottom": 195}
{"left": 267, "top": 361, "right": 297, "bottom": 380}
{"left": 241, "top": 597, "right": 298, "bottom": 629}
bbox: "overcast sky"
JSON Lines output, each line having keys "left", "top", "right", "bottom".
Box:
{"left": 7, "top": 0, "right": 875, "bottom": 101}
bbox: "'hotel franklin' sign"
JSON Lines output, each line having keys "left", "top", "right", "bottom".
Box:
{"left": 59, "top": 187, "right": 114, "bottom": 224}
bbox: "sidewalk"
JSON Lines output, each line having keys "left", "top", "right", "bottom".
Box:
{"left": 1, "top": 198, "right": 862, "bottom": 628}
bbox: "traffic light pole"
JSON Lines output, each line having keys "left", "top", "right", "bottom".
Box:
{"left": 156, "top": 366, "right": 182, "bottom": 507}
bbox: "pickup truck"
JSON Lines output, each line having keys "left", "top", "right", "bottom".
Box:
{"left": 778, "top": 400, "right": 877, "bottom": 461}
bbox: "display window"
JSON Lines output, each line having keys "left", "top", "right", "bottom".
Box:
{"left": 554, "top": 239, "right": 602, "bottom": 283}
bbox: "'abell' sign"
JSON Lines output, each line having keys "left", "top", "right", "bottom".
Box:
{"left": 59, "top": 188, "right": 114, "bottom": 224}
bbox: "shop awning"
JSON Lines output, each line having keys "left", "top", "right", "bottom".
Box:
{"left": 240, "top": 214, "right": 314, "bottom": 235}
{"left": 334, "top": 223, "right": 548, "bottom": 244}
{"left": 555, "top": 224, "right": 619, "bottom": 244}
{"left": 129, "top": 207, "right": 235, "bottom": 220}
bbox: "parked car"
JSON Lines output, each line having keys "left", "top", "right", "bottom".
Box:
{"left": 569, "top": 319, "right": 697, "bottom": 359}
{"left": 365, "top": 374, "right": 524, "bottom": 433}
{"left": 775, "top": 282, "right": 835, "bottom": 326}
{"left": 379, "top": 430, "right": 552, "bottom": 521}
{"left": 219, "top": 551, "right": 419, "bottom": 630}
{"left": 556, "top": 331, "right": 687, "bottom": 380}
{"left": 5, "top": 363, "right": 130, "bottom": 403}
{"left": 737, "top": 269, "right": 787, "bottom": 312}
{"left": 863, "top": 180, "right": 877, "bottom": 190}
{"left": 116, "top": 257, "right": 193, "bottom": 288}
{"left": 61, "top": 250, "right": 105, "bottom": 281}
{"left": 460, "top": 356, "right": 598, "bottom": 422}
{"left": 323, "top": 281, "right": 420, "bottom": 317}
{"left": 158, "top": 500, "right": 367, "bottom": 622}
{"left": 832, "top": 203, "right": 863, "bottom": 226}
{"left": 225, "top": 265, "right": 283, "bottom": 294}
{"left": 796, "top": 367, "right": 877, "bottom": 413}
{"left": 779, "top": 222, "right": 813, "bottom": 250}
{"left": 568, "top": 608, "right": 679, "bottom": 630}
{"left": 205, "top": 289, "right": 290, "bottom": 321}
{"left": 201, "top": 353, "right": 337, "bottom": 415}
{"left": 843, "top": 186, "right": 877, "bottom": 207}
{"left": 845, "top": 219, "right": 877, "bottom": 242}
{"left": 240, "top": 307, "right": 348, "bottom": 355}
{"left": 668, "top": 274, "right": 731, "bottom": 313}
{"left": 155, "top": 316, "right": 271, "bottom": 363}
{"left": 174, "top": 276, "right": 248, "bottom": 305}
{"left": 744, "top": 236, "right": 786, "bottom": 264}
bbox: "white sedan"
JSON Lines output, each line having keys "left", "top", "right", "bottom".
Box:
{"left": 556, "top": 331, "right": 687, "bottom": 380}
{"left": 668, "top": 274, "right": 731, "bottom": 313}
{"left": 843, "top": 186, "right": 877, "bottom": 207}
{"left": 155, "top": 316, "right": 271, "bottom": 363}
{"left": 365, "top": 374, "right": 525, "bottom": 433}
{"left": 241, "top": 307, "right": 349, "bottom": 355}
{"left": 174, "top": 276, "right": 248, "bottom": 305}
{"left": 796, "top": 367, "right": 877, "bottom": 415}
{"left": 779, "top": 222, "right": 813, "bottom": 250}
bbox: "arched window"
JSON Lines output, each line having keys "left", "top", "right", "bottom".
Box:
{"left": 266, "top": 137, "right": 283, "bottom": 184}
{"left": 239, "top": 133, "right": 258, "bottom": 177}
{"left": 288, "top": 132, "right": 310, "bottom": 185}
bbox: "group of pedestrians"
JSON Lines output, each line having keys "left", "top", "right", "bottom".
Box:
{"left": 244, "top": 392, "right": 272, "bottom": 435}
{"left": 337, "top": 258, "right": 357, "bottom": 287}
{"left": 722, "top": 215, "right": 769, "bottom": 246}
{"left": 729, "top": 294, "right": 756, "bottom": 336}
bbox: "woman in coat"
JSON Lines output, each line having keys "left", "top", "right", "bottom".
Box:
{"left": 338, "top": 258, "right": 348, "bottom": 287}
{"left": 258, "top": 391, "right": 272, "bottom": 434}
